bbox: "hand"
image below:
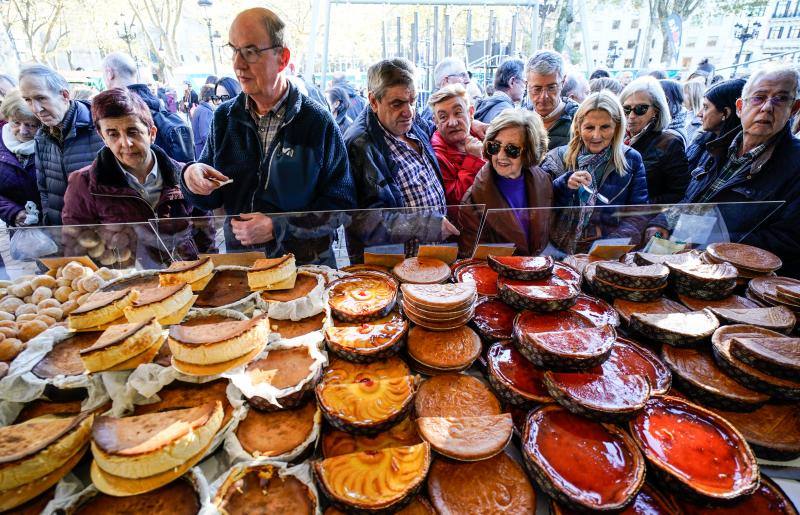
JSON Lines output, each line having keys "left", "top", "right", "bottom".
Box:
{"left": 465, "top": 136, "right": 483, "bottom": 158}
{"left": 14, "top": 210, "right": 27, "bottom": 226}
{"left": 470, "top": 120, "right": 488, "bottom": 140}
{"left": 183, "top": 163, "right": 230, "bottom": 195}
{"left": 441, "top": 217, "right": 461, "bottom": 239}
{"left": 644, "top": 226, "right": 670, "bottom": 241}
{"left": 231, "top": 213, "right": 275, "bottom": 246}
{"left": 567, "top": 170, "right": 593, "bottom": 190}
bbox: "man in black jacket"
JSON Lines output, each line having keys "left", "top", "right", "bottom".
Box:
{"left": 474, "top": 59, "right": 524, "bottom": 124}
{"left": 102, "top": 53, "right": 195, "bottom": 163}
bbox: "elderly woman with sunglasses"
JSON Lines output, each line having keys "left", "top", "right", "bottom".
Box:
{"left": 541, "top": 90, "right": 649, "bottom": 253}
{"left": 460, "top": 109, "right": 553, "bottom": 255}
{"left": 619, "top": 76, "right": 689, "bottom": 205}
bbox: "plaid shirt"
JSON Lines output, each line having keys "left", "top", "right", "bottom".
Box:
{"left": 381, "top": 126, "right": 446, "bottom": 213}
{"left": 246, "top": 86, "right": 290, "bottom": 156}
{"left": 697, "top": 133, "right": 769, "bottom": 203}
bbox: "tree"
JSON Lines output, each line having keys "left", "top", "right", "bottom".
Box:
{"left": 7, "top": 0, "right": 69, "bottom": 65}
{"left": 127, "top": 0, "right": 185, "bottom": 81}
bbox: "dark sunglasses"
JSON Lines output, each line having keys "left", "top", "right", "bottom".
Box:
{"left": 623, "top": 104, "right": 652, "bottom": 116}
{"left": 211, "top": 95, "right": 231, "bottom": 103}
{"left": 486, "top": 141, "right": 522, "bottom": 159}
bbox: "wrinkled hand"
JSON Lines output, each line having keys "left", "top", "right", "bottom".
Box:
{"left": 465, "top": 136, "right": 483, "bottom": 158}
{"left": 567, "top": 170, "right": 593, "bottom": 190}
{"left": 14, "top": 210, "right": 27, "bottom": 226}
{"left": 441, "top": 217, "right": 461, "bottom": 239}
{"left": 471, "top": 120, "right": 488, "bottom": 140}
{"left": 231, "top": 213, "right": 275, "bottom": 246}
{"left": 644, "top": 226, "right": 670, "bottom": 242}
{"left": 183, "top": 163, "right": 230, "bottom": 195}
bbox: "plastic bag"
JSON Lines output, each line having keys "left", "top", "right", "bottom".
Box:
{"left": 9, "top": 227, "right": 58, "bottom": 260}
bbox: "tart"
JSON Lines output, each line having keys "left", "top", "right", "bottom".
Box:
{"left": 244, "top": 346, "right": 322, "bottom": 410}
{"left": 614, "top": 297, "right": 689, "bottom": 325}
{"left": 628, "top": 396, "right": 759, "bottom": 502}
{"left": 488, "top": 255, "right": 554, "bottom": 280}
{"left": 406, "top": 325, "right": 481, "bottom": 373}
{"left": 499, "top": 283, "right": 579, "bottom": 312}
{"left": 73, "top": 477, "right": 200, "bottom": 514}
{"left": 571, "top": 294, "right": 619, "bottom": 327}
{"left": 729, "top": 333, "right": 800, "bottom": 379}
{"left": 235, "top": 400, "right": 319, "bottom": 459}
{"left": 133, "top": 378, "right": 234, "bottom": 427}
{"left": 522, "top": 404, "right": 645, "bottom": 512}
{"left": 31, "top": 331, "right": 101, "bottom": 400}
{"left": 259, "top": 270, "right": 321, "bottom": 302}
{"left": 634, "top": 250, "right": 703, "bottom": 267}
{"left": 101, "top": 271, "right": 160, "bottom": 293}
{"left": 629, "top": 309, "right": 719, "bottom": 347}
{"left": 14, "top": 399, "right": 84, "bottom": 423}
{"left": 678, "top": 475, "right": 798, "bottom": 514}
{"left": 248, "top": 254, "right": 297, "bottom": 291}
{"left": 710, "top": 306, "right": 795, "bottom": 333}
{"left": 325, "top": 497, "right": 436, "bottom": 515}
{"left": 322, "top": 355, "right": 410, "bottom": 385}
{"left": 712, "top": 402, "right": 800, "bottom": 461}
{"left": 159, "top": 257, "right": 214, "bottom": 290}
{"left": 678, "top": 294, "right": 760, "bottom": 311}
{"left": 515, "top": 324, "right": 616, "bottom": 370}
{"left": 270, "top": 312, "right": 326, "bottom": 340}
{"left": 215, "top": 463, "right": 317, "bottom": 514}
{"left": 471, "top": 297, "right": 517, "bottom": 341}
{"left": 668, "top": 262, "right": 738, "bottom": 300}
{"left": 414, "top": 373, "right": 501, "bottom": 418}
{"left": 327, "top": 273, "right": 398, "bottom": 323}
{"left": 68, "top": 289, "right": 138, "bottom": 330}
{"left": 591, "top": 276, "right": 666, "bottom": 302}
{"left": 512, "top": 309, "right": 594, "bottom": 338}
{"left": 324, "top": 315, "right": 408, "bottom": 362}
{"left": 322, "top": 416, "right": 421, "bottom": 458}
{"left": 616, "top": 338, "right": 672, "bottom": 395}
{"left": 661, "top": 344, "right": 769, "bottom": 411}
{"left": 496, "top": 263, "right": 581, "bottom": 289}
{"left": 550, "top": 482, "right": 679, "bottom": 515}
{"left": 194, "top": 268, "right": 253, "bottom": 309}
{"left": 486, "top": 340, "right": 551, "bottom": 406}
{"left": 748, "top": 276, "right": 800, "bottom": 306}
{"left": 416, "top": 413, "right": 513, "bottom": 461}
{"left": 595, "top": 262, "right": 669, "bottom": 290}
{"left": 401, "top": 282, "right": 476, "bottom": 311}
{"left": 79, "top": 318, "right": 163, "bottom": 372}
{"left": 313, "top": 443, "right": 431, "bottom": 513}
{"left": 454, "top": 261, "right": 498, "bottom": 296}
{"left": 427, "top": 452, "right": 536, "bottom": 515}
{"left": 123, "top": 283, "right": 194, "bottom": 325}
{"left": 706, "top": 242, "right": 782, "bottom": 273}
{"left": 392, "top": 257, "right": 451, "bottom": 284}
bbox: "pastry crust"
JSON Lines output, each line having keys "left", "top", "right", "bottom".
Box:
{"left": 123, "top": 283, "right": 194, "bottom": 324}
{"left": 79, "top": 318, "right": 162, "bottom": 372}
{"left": 68, "top": 289, "right": 138, "bottom": 330}
{"left": 248, "top": 255, "right": 297, "bottom": 290}
{"left": 159, "top": 258, "right": 213, "bottom": 288}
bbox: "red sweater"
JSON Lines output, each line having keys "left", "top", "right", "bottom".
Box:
{"left": 431, "top": 130, "right": 486, "bottom": 205}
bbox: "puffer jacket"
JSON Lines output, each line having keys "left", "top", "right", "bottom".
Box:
{"left": 35, "top": 100, "right": 105, "bottom": 225}
{"left": 473, "top": 91, "right": 515, "bottom": 124}
{"left": 630, "top": 129, "right": 689, "bottom": 205}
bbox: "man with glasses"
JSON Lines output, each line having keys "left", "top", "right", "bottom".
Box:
{"left": 181, "top": 7, "right": 355, "bottom": 263}
{"left": 525, "top": 50, "right": 579, "bottom": 150}
{"left": 474, "top": 58, "right": 525, "bottom": 124}
{"left": 647, "top": 64, "right": 800, "bottom": 277}
{"left": 419, "top": 57, "right": 471, "bottom": 124}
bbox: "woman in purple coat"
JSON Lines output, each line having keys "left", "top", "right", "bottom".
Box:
{"left": 0, "top": 90, "right": 41, "bottom": 226}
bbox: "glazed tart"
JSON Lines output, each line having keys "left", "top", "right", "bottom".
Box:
{"left": 322, "top": 416, "right": 421, "bottom": 458}
{"left": 499, "top": 283, "right": 579, "bottom": 312}
{"left": 679, "top": 475, "right": 798, "bottom": 514}
{"left": 243, "top": 345, "right": 322, "bottom": 410}
{"left": 584, "top": 262, "right": 665, "bottom": 302}
{"left": 729, "top": 333, "right": 800, "bottom": 380}
{"left": 550, "top": 482, "right": 679, "bottom": 515}
{"left": 668, "top": 262, "right": 738, "bottom": 300}
{"left": 123, "top": 283, "right": 195, "bottom": 325}
{"left": 678, "top": 293, "right": 760, "bottom": 311}
{"left": 324, "top": 314, "right": 408, "bottom": 362}
{"left": 706, "top": 242, "right": 782, "bottom": 274}
{"left": 341, "top": 263, "right": 392, "bottom": 276}
{"left": 416, "top": 413, "right": 513, "bottom": 461}
{"left": 324, "top": 497, "right": 436, "bottom": 515}
{"left": 214, "top": 463, "right": 317, "bottom": 514}
{"left": 515, "top": 324, "right": 616, "bottom": 370}
{"left": 68, "top": 289, "right": 138, "bottom": 330}
{"left": 629, "top": 396, "right": 759, "bottom": 502}
{"left": 711, "top": 326, "right": 800, "bottom": 400}
{"left": 472, "top": 297, "right": 517, "bottom": 341}
{"left": 616, "top": 338, "right": 673, "bottom": 395}
{"left": 512, "top": 309, "right": 594, "bottom": 339}
{"left": 392, "top": 257, "right": 451, "bottom": 284}
{"left": 614, "top": 297, "right": 689, "bottom": 325}
{"left": 248, "top": 254, "right": 297, "bottom": 291}
{"left": 313, "top": 443, "right": 431, "bottom": 513}
{"left": 595, "top": 262, "right": 669, "bottom": 290}
{"left": 496, "top": 263, "right": 581, "bottom": 290}
{"left": 271, "top": 312, "right": 326, "bottom": 340}
{"left": 235, "top": 400, "right": 319, "bottom": 459}
{"left": 661, "top": 344, "right": 769, "bottom": 411}
{"left": 634, "top": 250, "right": 703, "bottom": 267}
{"left": 316, "top": 375, "right": 416, "bottom": 434}
{"left": 454, "top": 261, "right": 499, "bottom": 296}
{"left": 79, "top": 318, "right": 163, "bottom": 373}
{"left": 327, "top": 273, "right": 398, "bottom": 323}
{"left": 133, "top": 378, "right": 234, "bottom": 427}
{"left": 159, "top": 257, "right": 214, "bottom": 291}
{"left": 776, "top": 283, "right": 800, "bottom": 303}
{"left": 488, "top": 255, "right": 554, "bottom": 280}
{"left": 748, "top": 276, "right": 800, "bottom": 310}
{"left": 629, "top": 309, "right": 719, "bottom": 346}
{"left": 322, "top": 355, "right": 410, "bottom": 385}
{"left": 571, "top": 294, "right": 619, "bottom": 327}
{"left": 406, "top": 325, "right": 481, "bottom": 373}
{"left": 522, "top": 404, "right": 645, "bottom": 512}
{"left": 709, "top": 306, "right": 796, "bottom": 333}
{"left": 711, "top": 402, "right": 800, "bottom": 461}
{"left": 414, "top": 373, "right": 501, "bottom": 418}
{"left": 427, "top": 451, "right": 536, "bottom": 515}
{"left": 486, "top": 340, "right": 551, "bottom": 406}
{"left": 194, "top": 268, "right": 253, "bottom": 309}
{"left": 73, "top": 477, "right": 199, "bottom": 515}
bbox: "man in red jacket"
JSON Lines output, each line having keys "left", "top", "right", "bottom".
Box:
{"left": 429, "top": 84, "right": 486, "bottom": 205}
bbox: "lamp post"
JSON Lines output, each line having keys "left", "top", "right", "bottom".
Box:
{"left": 198, "top": 0, "right": 217, "bottom": 75}
{"left": 213, "top": 30, "right": 222, "bottom": 67}
{"left": 115, "top": 16, "right": 139, "bottom": 75}
{"left": 732, "top": 21, "right": 761, "bottom": 77}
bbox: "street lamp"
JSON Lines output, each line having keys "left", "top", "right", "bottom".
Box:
{"left": 213, "top": 30, "right": 222, "bottom": 67}
{"left": 198, "top": 0, "right": 217, "bottom": 75}
{"left": 607, "top": 45, "right": 623, "bottom": 69}
{"left": 115, "top": 15, "right": 140, "bottom": 75}
{"left": 732, "top": 21, "right": 761, "bottom": 77}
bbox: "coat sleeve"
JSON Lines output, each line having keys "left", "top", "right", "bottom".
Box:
{"left": 650, "top": 135, "right": 690, "bottom": 204}
{"left": 607, "top": 153, "right": 649, "bottom": 243}
{"left": 34, "top": 143, "right": 49, "bottom": 222}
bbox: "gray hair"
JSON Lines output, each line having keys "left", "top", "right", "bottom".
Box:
{"left": 18, "top": 64, "right": 69, "bottom": 95}
{"left": 562, "top": 72, "right": 588, "bottom": 98}
{"left": 525, "top": 50, "right": 564, "bottom": 80}
{"left": 484, "top": 108, "right": 549, "bottom": 167}
{"left": 619, "top": 76, "right": 672, "bottom": 132}
{"left": 102, "top": 52, "right": 137, "bottom": 82}
{"left": 433, "top": 57, "right": 466, "bottom": 88}
{"left": 494, "top": 58, "right": 524, "bottom": 90}
{"left": 742, "top": 63, "right": 800, "bottom": 100}
{"left": 236, "top": 8, "right": 287, "bottom": 48}
{"left": 0, "top": 89, "right": 37, "bottom": 122}
{"left": 590, "top": 77, "right": 623, "bottom": 95}
{"left": 367, "top": 57, "right": 416, "bottom": 101}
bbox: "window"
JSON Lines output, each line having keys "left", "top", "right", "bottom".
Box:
{"left": 768, "top": 27, "right": 779, "bottom": 38}
{"left": 775, "top": 1, "right": 787, "bottom": 17}
{"left": 686, "top": 38, "right": 696, "bottom": 48}
{"left": 608, "top": 40, "right": 618, "bottom": 50}
{"left": 744, "top": 52, "right": 753, "bottom": 62}
{"left": 707, "top": 36, "right": 718, "bottom": 47}
{"left": 631, "top": 19, "right": 640, "bottom": 29}
{"left": 624, "top": 58, "right": 633, "bottom": 67}
{"left": 788, "top": 26, "right": 796, "bottom": 38}
{"left": 627, "top": 39, "right": 636, "bottom": 49}
{"left": 592, "top": 41, "right": 600, "bottom": 50}
{"left": 612, "top": 20, "right": 621, "bottom": 29}
{"left": 779, "top": 26, "right": 785, "bottom": 38}
{"left": 651, "top": 39, "right": 656, "bottom": 48}
{"left": 573, "top": 41, "right": 582, "bottom": 50}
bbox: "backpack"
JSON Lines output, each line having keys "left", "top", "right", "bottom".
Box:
{"left": 151, "top": 109, "right": 195, "bottom": 163}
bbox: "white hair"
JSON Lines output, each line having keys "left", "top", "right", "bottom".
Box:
{"left": 18, "top": 64, "right": 69, "bottom": 95}
{"left": 433, "top": 57, "right": 466, "bottom": 88}
{"left": 742, "top": 63, "right": 800, "bottom": 100}
{"left": 103, "top": 52, "right": 138, "bottom": 83}
{"left": 526, "top": 51, "right": 564, "bottom": 80}
{"left": 619, "top": 76, "right": 672, "bottom": 132}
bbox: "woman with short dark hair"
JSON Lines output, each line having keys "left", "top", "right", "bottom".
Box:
{"left": 327, "top": 86, "right": 353, "bottom": 134}
{"left": 686, "top": 79, "right": 746, "bottom": 171}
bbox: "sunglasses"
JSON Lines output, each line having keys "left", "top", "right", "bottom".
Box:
{"left": 486, "top": 141, "right": 522, "bottom": 159}
{"left": 211, "top": 95, "right": 231, "bottom": 104}
{"left": 623, "top": 104, "right": 652, "bottom": 116}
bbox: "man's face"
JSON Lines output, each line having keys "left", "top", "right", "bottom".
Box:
{"left": 508, "top": 75, "right": 525, "bottom": 103}
{"left": 19, "top": 75, "right": 71, "bottom": 128}
{"left": 97, "top": 115, "right": 157, "bottom": 172}
{"left": 229, "top": 12, "right": 289, "bottom": 99}
{"left": 440, "top": 65, "right": 469, "bottom": 88}
{"left": 619, "top": 71, "right": 634, "bottom": 87}
{"left": 433, "top": 95, "right": 472, "bottom": 148}
{"left": 526, "top": 71, "right": 562, "bottom": 117}
{"left": 369, "top": 85, "right": 415, "bottom": 137}
{"left": 737, "top": 74, "right": 800, "bottom": 143}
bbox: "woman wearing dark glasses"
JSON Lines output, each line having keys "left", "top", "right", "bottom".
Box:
{"left": 212, "top": 76, "right": 242, "bottom": 107}
{"left": 460, "top": 109, "right": 553, "bottom": 255}
{"left": 541, "top": 90, "right": 649, "bottom": 253}
{"left": 619, "top": 76, "right": 689, "bottom": 205}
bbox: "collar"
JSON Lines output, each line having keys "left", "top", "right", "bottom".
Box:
{"left": 379, "top": 121, "right": 419, "bottom": 144}
{"left": 92, "top": 145, "right": 177, "bottom": 189}
{"left": 245, "top": 81, "right": 290, "bottom": 119}
{"left": 541, "top": 98, "right": 565, "bottom": 122}
{"left": 492, "top": 90, "right": 513, "bottom": 104}
{"left": 120, "top": 151, "right": 159, "bottom": 187}
{"left": 45, "top": 101, "right": 77, "bottom": 141}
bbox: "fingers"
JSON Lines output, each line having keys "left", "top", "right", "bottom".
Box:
{"left": 185, "top": 164, "right": 228, "bottom": 195}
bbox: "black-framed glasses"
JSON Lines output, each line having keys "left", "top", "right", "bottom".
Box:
{"left": 222, "top": 43, "right": 282, "bottom": 63}
{"left": 211, "top": 95, "right": 231, "bottom": 104}
{"left": 486, "top": 141, "right": 522, "bottom": 159}
{"left": 623, "top": 104, "right": 652, "bottom": 116}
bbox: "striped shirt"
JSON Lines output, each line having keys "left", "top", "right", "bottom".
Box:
{"left": 381, "top": 126, "right": 446, "bottom": 213}
{"left": 246, "top": 86, "right": 290, "bottom": 157}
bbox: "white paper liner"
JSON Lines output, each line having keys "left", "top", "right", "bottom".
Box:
{"left": 299, "top": 264, "right": 350, "bottom": 284}
{"left": 190, "top": 265, "right": 260, "bottom": 315}
{"left": 39, "top": 472, "right": 85, "bottom": 515}
{"left": 257, "top": 271, "right": 326, "bottom": 321}
{"left": 223, "top": 403, "right": 322, "bottom": 464}
{"left": 0, "top": 325, "right": 109, "bottom": 426}
{"left": 225, "top": 334, "right": 327, "bottom": 410}
{"left": 206, "top": 460, "right": 321, "bottom": 515}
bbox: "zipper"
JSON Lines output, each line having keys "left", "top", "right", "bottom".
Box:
{"left": 250, "top": 108, "right": 297, "bottom": 212}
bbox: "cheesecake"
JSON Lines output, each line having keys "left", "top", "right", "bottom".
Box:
{"left": 123, "top": 283, "right": 194, "bottom": 325}
{"left": 74, "top": 478, "right": 199, "bottom": 515}
{"left": 244, "top": 346, "right": 321, "bottom": 411}
{"left": 248, "top": 254, "right": 297, "bottom": 291}
{"left": 215, "top": 463, "right": 317, "bottom": 514}
{"left": 159, "top": 258, "right": 214, "bottom": 291}
{"left": 79, "top": 318, "right": 163, "bottom": 373}
{"left": 235, "top": 400, "right": 319, "bottom": 459}
{"left": 68, "top": 289, "right": 138, "bottom": 330}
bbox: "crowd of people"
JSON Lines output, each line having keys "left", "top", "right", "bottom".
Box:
{"left": 0, "top": 6, "right": 798, "bottom": 276}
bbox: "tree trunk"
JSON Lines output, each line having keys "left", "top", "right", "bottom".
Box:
{"left": 552, "top": 0, "right": 573, "bottom": 52}
{"left": 660, "top": 20, "right": 674, "bottom": 66}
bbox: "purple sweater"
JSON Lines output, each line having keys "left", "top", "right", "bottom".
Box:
{"left": 494, "top": 171, "right": 529, "bottom": 242}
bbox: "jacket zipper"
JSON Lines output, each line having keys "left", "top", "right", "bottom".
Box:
{"left": 250, "top": 110, "right": 297, "bottom": 213}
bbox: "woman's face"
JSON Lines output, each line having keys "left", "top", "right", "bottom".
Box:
{"left": 700, "top": 98, "right": 726, "bottom": 133}
{"left": 9, "top": 116, "right": 40, "bottom": 142}
{"left": 489, "top": 126, "right": 525, "bottom": 179}
{"left": 96, "top": 115, "right": 157, "bottom": 173}
{"left": 327, "top": 95, "right": 341, "bottom": 113}
{"left": 623, "top": 90, "right": 657, "bottom": 135}
{"left": 580, "top": 109, "right": 616, "bottom": 154}
{"left": 213, "top": 84, "right": 231, "bottom": 106}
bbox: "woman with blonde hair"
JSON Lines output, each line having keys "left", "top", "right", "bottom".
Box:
{"left": 460, "top": 108, "right": 553, "bottom": 255}
{"left": 540, "top": 90, "right": 648, "bottom": 252}
{"left": 683, "top": 79, "right": 704, "bottom": 142}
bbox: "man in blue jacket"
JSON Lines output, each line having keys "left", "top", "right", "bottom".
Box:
{"left": 181, "top": 7, "right": 356, "bottom": 264}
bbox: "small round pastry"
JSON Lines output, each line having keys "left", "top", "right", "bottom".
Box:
{"left": 87, "top": 242, "right": 105, "bottom": 259}
{"left": 18, "top": 320, "right": 48, "bottom": 341}
{"left": 61, "top": 300, "right": 79, "bottom": 315}
{"left": 78, "top": 275, "right": 104, "bottom": 293}
{"left": 55, "top": 277, "right": 71, "bottom": 288}
{"left": 393, "top": 257, "right": 451, "bottom": 284}
{"left": 0, "top": 338, "right": 24, "bottom": 361}
{"left": 30, "top": 286, "right": 53, "bottom": 305}
{"left": 34, "top": 314, "right": 57, "bottom": 326}
{"left": 9, "top": 282, "right": 33, "bottom": 299}
{"left": 31, "top": 275, "right": 57, "bottom": 289}
{"left": 96, "top": 267, "right": 117, "bottom": 281}
{"left": 0, "top": 297, "right": 23, "bottom": 314}
{"left": 37, "top": 298, "right": 61, "bottom": 310}
{"left": 16, "top": 313, "right": 37, "bottom": 323}
{"left": 0, "top": 312, "right": 13, "bottom": 322}
{"left": 406, "top": 325, "right": 481, "bottom": 373}
{"left": 38, "top": 307, "right": 63, "bottom": 321}
{"left": 99, "top": 249, "right": 117, "bottom": 266}
{"left": 77, "top": 229, "right": 101, "bottom": 248}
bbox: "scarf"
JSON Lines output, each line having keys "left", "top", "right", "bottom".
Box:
{"left": 625, "top": 120, "right": 654, "bottom": 146}
{"left": 669, "top": 108, "right": 688, "bottom": 131}
{"left": 574, "top": 146, "right": 612, "bottom": 233}
{"left": 2, "top": 123, "right": 36, "bottom": 157}
{"left": 542, "top": 97, "right": 565, "bottom": 123}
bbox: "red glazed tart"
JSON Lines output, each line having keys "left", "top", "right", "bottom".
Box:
{"left": 471, "top": 297, "right": 517, "bottom": 341}
{"left": 550, "top": 482, "right": 679, "bottom": 515}
{"left": 522, "top": 405, "right": 646, "bottom": 512}
{"left": 327, "top": 273, "right": 398, "bottom": 323}
{"left": 488, "top": 255, "right": 554, "bottom": 280}
{"left": 486, "top": 340, "right": 551, "bottom": 406}
{"left": 513, "top": 309, "right": 594, "bottom": 335}
{"left": 516, "top": 325, "right": 616, "bottom": 370}
{"left": 679, "top": 475, "right": 798, "bottom": 514}
{"left": 499, "top": 283, "right": 579, "bottom": 312}
{"left": 454, "top": 261, "right": 498, "bottom": 297}
{"left": 628, "top": 396, "right": 759, "bottom": 502}
{"left": 571, "top": 294, "right": 619, "bottom": 327}
{"left": 392, "top": 257, "right": 451, "bottom": 284}
{"left": 615, "top": 338, "right": 673, "bottom": 395}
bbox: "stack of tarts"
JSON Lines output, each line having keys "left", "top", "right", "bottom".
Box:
{"left": 400, "top": 282, "right": 477, "bottom": 331}
{"left": 584, "top": 260, "right": 669, "bottom": 302}
{"left": 494, "top": 256, "right": 581, "bottom": 312}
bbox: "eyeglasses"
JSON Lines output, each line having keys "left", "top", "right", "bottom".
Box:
{"left": 527, "top": 83, "right": 560, "bottom": 96}
{"left": 222, "top": 43, "right": 282, "bottom": 63}
{"left": 623, "top": 104, "right": 652, "bottom": 116}
{"left": 446, "top": 72, "right": 469, "bottom": 82}
{"left": 486, "top": 141, "right": 522, "bottom": 159}
{"left": 211, "top": 95, "right": 231, "bottom": 104}
{"left": 745, "top": 94, "right": 794, "bottom": 108}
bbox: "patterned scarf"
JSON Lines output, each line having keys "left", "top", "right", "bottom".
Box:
{"left": 574, "top": 146, "right": 612, "bottom": 233}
